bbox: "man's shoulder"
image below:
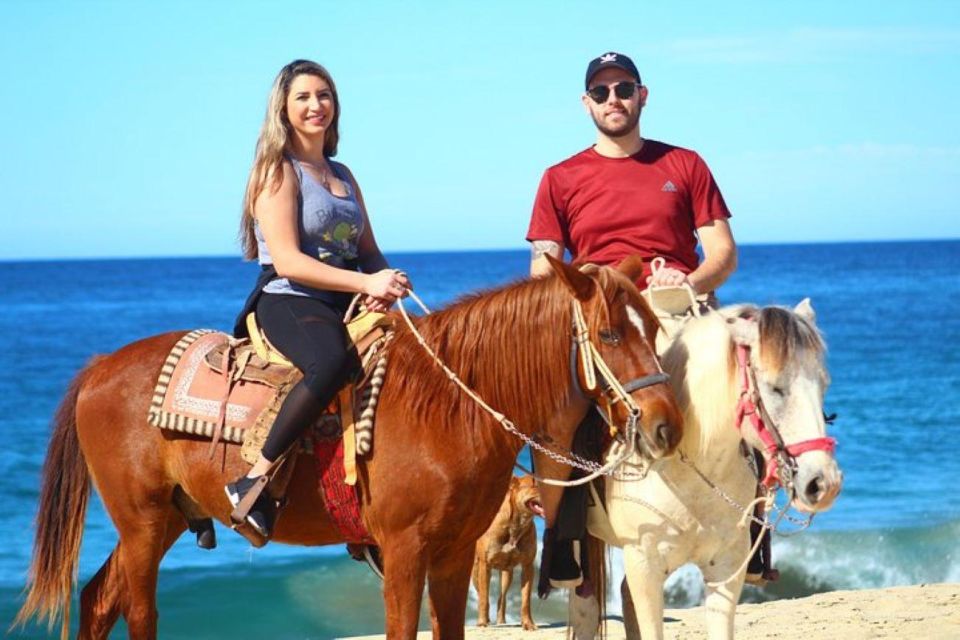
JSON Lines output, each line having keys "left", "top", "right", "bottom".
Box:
{"left": 544, "top": 147, "right": 596, "bottom": 174}
{"left": 646, "top": 139, "right": 701, "bottom": 161}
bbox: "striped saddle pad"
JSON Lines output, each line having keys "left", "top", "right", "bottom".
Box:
{"left": 147, "top": 326, "right": 389, "bottom": 468}
{"left": 146, "top": 330, "right": 320, "bottom": 457}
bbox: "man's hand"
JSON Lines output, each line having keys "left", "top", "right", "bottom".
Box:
{"left": 646, "top": 266, "right": 691, "bottom": 288}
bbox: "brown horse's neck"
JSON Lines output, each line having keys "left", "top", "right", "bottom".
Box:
{"left": 390, "top": 276, "right": 578, "bottom": 456}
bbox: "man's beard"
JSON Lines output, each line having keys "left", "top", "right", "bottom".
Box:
{"left": 592, "top": 107, "right": 641, "bottom": 138}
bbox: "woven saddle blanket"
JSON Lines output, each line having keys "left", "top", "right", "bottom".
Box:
{"left": 147, "top": 325, "right": 390, "bottom": 470}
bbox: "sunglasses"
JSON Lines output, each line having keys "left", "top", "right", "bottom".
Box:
{"left": 586, "top": 81, "right": 638, "bottom": 104}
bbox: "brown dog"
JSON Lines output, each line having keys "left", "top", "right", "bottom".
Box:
{"left": 473, "top": 474, "right": 544, "bottom": 630}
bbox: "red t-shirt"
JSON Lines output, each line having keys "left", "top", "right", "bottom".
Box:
{"left": 526, "top": 140, "right": 731, "bottom": 281}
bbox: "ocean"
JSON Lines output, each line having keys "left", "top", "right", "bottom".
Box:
{"left": 1, "top": 240, "right": 958, "bottom": 638}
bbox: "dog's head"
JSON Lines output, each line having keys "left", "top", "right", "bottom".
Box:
{"left": 511, "top": 475, "right": 544, "bottom": 519}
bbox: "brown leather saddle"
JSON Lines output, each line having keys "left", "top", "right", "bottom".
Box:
{"left": 147, "top": 309, "right": 393, "bottom": 547}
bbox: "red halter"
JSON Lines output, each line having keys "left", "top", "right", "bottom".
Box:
{"left": 734, "top": 343, "right": 836, "bottom": 490}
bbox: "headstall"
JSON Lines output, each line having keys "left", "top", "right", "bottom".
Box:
{"left": 733, "top": 342, "right": 836, "bottom": 491}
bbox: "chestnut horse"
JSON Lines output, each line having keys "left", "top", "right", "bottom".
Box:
{"left": 16, "top": 257, "right": 682, "bottom": 640}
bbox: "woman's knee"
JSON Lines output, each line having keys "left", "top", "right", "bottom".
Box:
{"left": 302, "top": 345, "right": 359, "bottom": 395}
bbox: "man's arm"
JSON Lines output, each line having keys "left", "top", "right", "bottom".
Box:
{"left": 530, "top": 240, "right": 563, "bottom": 278}
{"left": 688, "top": 218, "right": 737, "bottom": 293}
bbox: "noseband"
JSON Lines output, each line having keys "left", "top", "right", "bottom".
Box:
{"left": 734, "top": 343, "right": 836, "bottom": 490}
{"left": 570, "top": 298, "right": 670, "bottom": 447}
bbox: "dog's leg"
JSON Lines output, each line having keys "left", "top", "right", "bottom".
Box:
{"left": 520, "top": 559, "right": 537, "bottom": 631}
{"left": 497, "top": 568, "right": 513, "bottom": 625}
{"left": 474, "top": 557, "right": 492, "bottom": 627}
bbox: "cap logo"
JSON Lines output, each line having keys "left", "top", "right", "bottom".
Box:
{"left": 599, "top": 53, "right": 617, "bottom": 63}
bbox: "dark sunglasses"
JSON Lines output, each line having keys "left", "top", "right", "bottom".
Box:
{"left": 586, "top": 81, "right": 638, "bottom": 104}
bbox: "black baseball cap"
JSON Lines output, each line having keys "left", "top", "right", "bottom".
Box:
{"left": 584, "top": 52, "right": 641, "bottom": 89}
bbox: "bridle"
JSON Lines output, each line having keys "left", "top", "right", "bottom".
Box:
{"left": 734, "top": 342, "right": 836, "bottom": 492}
{"left": 569, "top": 295, "right": 670, "bottom": 455}
{"left": 393, "top": 282, "right": 671, "bottom": 487}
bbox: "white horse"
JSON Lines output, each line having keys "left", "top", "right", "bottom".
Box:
{"left": 569, "top": 300, "right": 843, "bottom": 640}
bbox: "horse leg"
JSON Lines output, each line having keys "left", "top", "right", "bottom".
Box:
{"left": 567, "top": 590, "right": 600, "bottom": 639}
{"left": 622, "top": 544, "right": 666, "bottom": 640}
{"left": 381, "top": 534, "right": 429, "bottom": 640}
{"left": 496, "top": 568, "right": 512, "bottom": 624}
{"left": 426, "top": 546, "right": 475, "bottom": 640}
{"left": 79, "top": 512, "right": 186, "bottom": 640}
{"left": 701, "top": 555, "right": 746, "bottom": 640}
{"left": 78, "top": 547, "right": 123, "bottom": 640}
{"left": 115, "top": 507, "right": 186, "bottom": 639}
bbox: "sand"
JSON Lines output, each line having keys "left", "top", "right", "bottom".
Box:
{"left": 342, "top": 583, "right": 960, "bottom": 639}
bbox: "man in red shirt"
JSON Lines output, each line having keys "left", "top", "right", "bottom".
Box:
{"left": 528, "top": 53, "right": 773, "bottom": 601}
{"left": 527, "top": 51, "right": 737, "bottom": 293}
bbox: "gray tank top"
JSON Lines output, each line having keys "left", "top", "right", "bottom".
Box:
{"left": 256, "top": 158, "right": 365, "bottom": 304}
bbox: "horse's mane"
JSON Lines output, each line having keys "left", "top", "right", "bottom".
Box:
{"left": 662, "top": 304, "right": 826, "bottom": 458}
{"left": 385, "top": 274, "right": 579, "bottom": 449}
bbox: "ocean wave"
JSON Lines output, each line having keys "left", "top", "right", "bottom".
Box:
{"left": 609, "top": 518, "right": 960, "bottom": 608}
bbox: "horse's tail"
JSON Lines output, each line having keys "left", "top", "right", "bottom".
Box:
{"left": 586, "top": 533, "right": 608, "bottom": 639}
{"left": 13, "top": 358, "right": 100, "bottom": 640}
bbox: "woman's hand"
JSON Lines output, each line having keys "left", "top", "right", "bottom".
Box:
{"left": 363, "top": 269, "right": 409, "bottom": 302}
{"left": 362, "top": 295, "right": 391, "bottom": 313}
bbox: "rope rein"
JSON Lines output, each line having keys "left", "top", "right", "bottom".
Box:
{"left": 394, "top": 289, "right": 645, "bottom": 487}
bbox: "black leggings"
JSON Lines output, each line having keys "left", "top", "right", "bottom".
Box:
{"left": 255, "top": 293, "right": 361, "bottom": 462}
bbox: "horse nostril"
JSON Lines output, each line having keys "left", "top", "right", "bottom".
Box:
{"left": 804, "top": 473, "right": 824, "bottom": 502}
{"left": 655, "top": 423, "right": 672, "bottom": 450}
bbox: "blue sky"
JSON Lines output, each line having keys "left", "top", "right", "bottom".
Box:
{"left": 2, "top": 1, "right": 958, "bottom": 260}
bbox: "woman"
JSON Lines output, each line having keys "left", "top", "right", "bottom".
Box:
{"left": 227, "top": 59, "right": 409, "bottom": 538}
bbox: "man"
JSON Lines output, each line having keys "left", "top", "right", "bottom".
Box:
{"left": 528, "top": 51, "right": 736, "bottom": 302}
{"left": 527, "top": 53, "right": 772, "bottom": 595}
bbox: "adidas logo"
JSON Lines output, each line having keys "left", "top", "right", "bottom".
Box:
{"left": 662, "top": 181, "right": 677, "bottom": 192}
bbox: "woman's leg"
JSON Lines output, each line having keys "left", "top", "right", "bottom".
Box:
{"left": 226, "top": 293, "right": 360, "bottom": 534}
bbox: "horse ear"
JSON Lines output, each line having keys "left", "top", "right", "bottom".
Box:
{"left": 617, "top": 255, "right": 645, "bottom": 284}
{"left": 794, "top": 298, "right": 816, "bottom": 324}
{"left": 726, "top": 315, "right": 759, "bottom": 346}
{"left": 547, "top": 255, "right": 595, "bottom": 300}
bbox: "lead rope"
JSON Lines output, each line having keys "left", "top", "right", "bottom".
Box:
{"left": 394, "top": 290, "right": 638, "bottom": 487}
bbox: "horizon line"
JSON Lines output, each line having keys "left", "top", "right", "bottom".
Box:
{"left": 1, "top": 237, "right": 957, "bottom": 265}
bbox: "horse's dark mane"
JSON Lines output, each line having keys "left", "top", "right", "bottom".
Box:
{"left": 386, "top": 275, "right": 575, "bottom": 442}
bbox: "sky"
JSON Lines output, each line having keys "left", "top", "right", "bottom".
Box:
{"left": 1, "top": 1, "right": 958, "bottom": 260}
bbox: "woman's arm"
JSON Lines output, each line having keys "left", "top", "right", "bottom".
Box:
{"left": 256, "top": 161, "right": 404, "bottom": 300}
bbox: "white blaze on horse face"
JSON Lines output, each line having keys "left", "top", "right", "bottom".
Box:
{"left": 625, "top": 305, "right": 646, "bottom": 339}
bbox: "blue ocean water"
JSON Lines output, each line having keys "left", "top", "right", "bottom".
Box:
{"left": 1, "top": 240, "right": 958, "bottom": 638}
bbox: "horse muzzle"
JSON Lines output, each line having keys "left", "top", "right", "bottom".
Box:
{"left": 636, "top": 401, "right": 683, "bottom": 459}
{"left": 793, "top": 453, "right": 843, "bottom": 512}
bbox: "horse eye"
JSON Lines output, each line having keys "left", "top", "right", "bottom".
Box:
{"left": 599, "top": 329, "right": 621, "bottom": 345}
{"left": 771, "top": 387, "right": 785, "bottom": 397}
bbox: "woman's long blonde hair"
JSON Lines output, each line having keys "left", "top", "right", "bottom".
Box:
{"left": 240, "top": 59, "right": 341, "bottom": 259}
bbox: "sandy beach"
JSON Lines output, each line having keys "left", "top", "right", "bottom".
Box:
{"left": 342, "top": 583, "right": 960, "bottom": 639}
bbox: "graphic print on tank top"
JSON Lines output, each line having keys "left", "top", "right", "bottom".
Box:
{"left": 299, "top": 165, "right": 363, "bottom": 265}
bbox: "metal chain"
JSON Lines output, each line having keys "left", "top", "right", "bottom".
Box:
{"left": 395, "top": 292, "right": 633, "bottom": 480}
{"left": 678, "top": 452, "right": 814, "bottom": 534}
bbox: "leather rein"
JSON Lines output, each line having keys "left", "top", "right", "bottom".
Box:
{"left": 734, "top": 343, "right": 836, "bottom": 492}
